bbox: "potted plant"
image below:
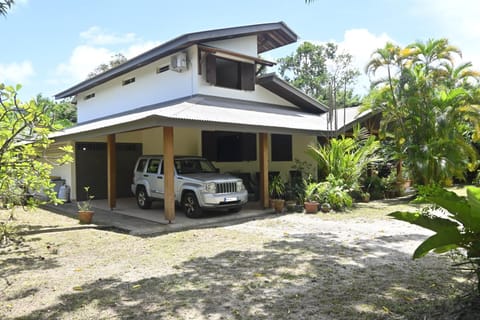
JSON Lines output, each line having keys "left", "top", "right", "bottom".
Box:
{"left": 269, "top": 175, "right": 285, "bottom": 213}
{"left": 361, "top": 191, "right": 370, "bottom": 202}
{"left": 303, "top": 181, "right": 319, "bottom": 214}
{"left": 320, "top": 202, "right": 331, "bottom": 213}
{"left": 77, "top": 186, "right": 95, "bottom": 224}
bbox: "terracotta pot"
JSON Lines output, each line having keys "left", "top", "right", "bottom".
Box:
{"left": 78, "top": 210, "right": 94, "bottom": 224}
{"left": 273, "top": 199, "right": 285, "bottom": 213}
{"left": 304, "top": 201, "right": 319, "bottom": 214}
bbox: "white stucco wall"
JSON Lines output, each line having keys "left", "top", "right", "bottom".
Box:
{"left": 204, "top": 35, "right": 258, "bottom": 57}
{"left": 141, "top": 127, "right": 201, "bottom": 156}
{"left": 76, "top": 46, "right": 198, "bottom": 123}
{"left": 47, "top": 142, "right": 76, "bottom": 199}
{"left": 75, "top": 35, "right": 302, "bottom": 123}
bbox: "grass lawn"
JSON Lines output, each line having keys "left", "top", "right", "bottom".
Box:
{"left": 0, "top": 192, "right": 478, "bottom": 319}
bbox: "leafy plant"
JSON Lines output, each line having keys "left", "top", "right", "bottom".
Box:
{"left": 389, "top": 186, "right": 480, "bottom": 292}
{"left": 314, "top": 178, "right": 353, "bottom": 211}
{"left": 307, "top": 126, "right": 381, "bottom": 191}
{"left": 0, "top": 84, "right": 73, "bottom": 211}
{"left": 303, "top": 181, "right": 320, "bottom": 203}
{"left": 268, "top": 175, "right": 285, "bottom": 199}
{"left": 77, "top": 186, "right": 94, "bottom": 211}
{"left": 363, "top": 174, "right": 386, "bottom": 200}
{"left": 365, "top": 39, "right": 480, "bottom": 187}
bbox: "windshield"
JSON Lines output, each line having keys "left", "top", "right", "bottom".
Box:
{"left": 175, "top": 159, "right": 217, "bottom": 174}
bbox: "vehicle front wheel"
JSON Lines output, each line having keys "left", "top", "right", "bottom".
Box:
{"left": 182, "top": 191, "right": 203, "bottom": 218}
{"left": 136, "top": 187, "right": 152, "bottom": 209}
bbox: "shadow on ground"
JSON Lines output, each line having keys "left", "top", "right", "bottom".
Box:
{"left": 8, "top": 230, "right": 476, "bottom": 320}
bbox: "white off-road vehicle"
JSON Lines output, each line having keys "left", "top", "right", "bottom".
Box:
{"left": 131, "top": 155, "right": 248, "bottom": 218}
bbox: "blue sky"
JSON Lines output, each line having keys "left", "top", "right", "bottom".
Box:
{"left": 2, "top": 0, "right": 480, "bottom": 99}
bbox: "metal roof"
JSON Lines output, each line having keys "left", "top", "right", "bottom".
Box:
{"left": 55, "top": 22, "right": 297, "bottom": 99}
{"left": 50, "top": 95, "right": 373, "bottom": 141}
{"left": 257, "top": 73, "right": 328, "bottom": 114}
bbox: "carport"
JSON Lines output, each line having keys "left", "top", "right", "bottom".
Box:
{"left": 51, "top": 94, "right": 372, "bottom": 223}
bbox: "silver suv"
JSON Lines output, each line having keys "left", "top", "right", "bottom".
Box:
{"left": 131, "top": 155, "right": 248, "bottom": 218}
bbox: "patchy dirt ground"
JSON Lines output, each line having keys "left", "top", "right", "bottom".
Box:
{"left": 0, "top": 199, "right": 477, "bottom": 319}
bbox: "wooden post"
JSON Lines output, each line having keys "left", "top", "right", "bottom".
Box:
{"left": 259, "top": 132, "right": 269, "bottom": 209}
{"left": 107, "top": 134, "right": 116, "bottom": 210}
{"left": 163, "top": 127, "right": 175, "bottom": 223}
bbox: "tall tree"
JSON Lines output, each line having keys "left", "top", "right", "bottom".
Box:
{"left": 0, "top": 0, "right": 14, "bottom": 16}
{"left": 365, "top": 39, "right": 480, "bottom": 185}
{"left": 278, "top": 41, "right": 360, "bottom": 107}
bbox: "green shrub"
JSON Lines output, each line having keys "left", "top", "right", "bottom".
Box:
{"left": 389, "top": 186, "right": 480, "bottom": 293}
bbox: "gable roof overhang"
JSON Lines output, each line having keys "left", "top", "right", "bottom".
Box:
{"left": 55, "top": 22, "right": 297, "bottom": 99}
{"left": 257, "top": 73, "right": 329, "bottom": 114}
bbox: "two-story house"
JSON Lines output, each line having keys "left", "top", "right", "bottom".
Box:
{"left": 50, "top": 21, "right": 372, "bottom": 221}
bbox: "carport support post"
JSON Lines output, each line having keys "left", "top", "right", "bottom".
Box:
{"left": 259, "top": 132, "right": 269, "bottom": 209}
{"left": 163, "top": 127, "right": 175, "bottom": 223}
{"left": 107, "top": 134, "right": 116, "bottom": 209}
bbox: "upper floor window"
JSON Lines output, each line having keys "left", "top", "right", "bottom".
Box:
{"left": 122, "top": 77, "right": 135, "bottom": 86}
{"left": 84, "top": 93, "right": 95, "bottom": 100}
{"left": 206, "top": 54, "right": 255, "bottom": 91}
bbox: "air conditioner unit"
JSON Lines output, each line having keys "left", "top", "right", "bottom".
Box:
{"left": 170, "top": 52, "right": 188, "bottom": 72}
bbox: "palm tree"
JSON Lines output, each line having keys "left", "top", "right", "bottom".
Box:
{"left": 0, "top": 0, "right": 14, "bottom": 16}
{"left": 365, "top": 39, "right": 480, "bottom": 186}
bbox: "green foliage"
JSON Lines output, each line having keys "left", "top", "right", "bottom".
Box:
{"left": 363, "top": 174, "right": 385, "bottom": 200}
{"left": 317, "top": 177, "right": 353, "bottom": 211}
{"left": 0, "top": 221, "right": 17, "bottom": 246}
{"left": 88, "top": 53, "right": 127, "bottom": 78}
{"left": 365, "top": 39, "right": 480, "bottom": 186}
{"left": 307, "top": 127, "right": 381, "bottom": 191}
{"left": 0, "top": 84, "right": 73, "bottom": 209}
{"left": 303, "top": 181, "right": 320, "bottom": 202}
{"left": 35, "top": 94, "right": 76, "bottom": 127}
{"left": 389, "top": 186, "right": 480, "bottom": 292}
{"left": 0, "top": 0, "right": 14, "bottom": 16}
{"left": 77, "top": 186, "right": 94, "bottom": 211}
{"left": 268, "top": 175, "right": 285, "bottom": 199}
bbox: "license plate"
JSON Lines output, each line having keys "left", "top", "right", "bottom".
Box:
{"left": 224, "top": 197, "right": 237, "bottom": 202}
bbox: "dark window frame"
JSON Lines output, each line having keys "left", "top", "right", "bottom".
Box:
{"left": 271, "top": 134, "right": 293, "bottom": 162}
{"left": 206, "top": 54, "right": 255, "bottom": 91}
{"left": 202, "top": 131, "right": 257, "bottom": 162}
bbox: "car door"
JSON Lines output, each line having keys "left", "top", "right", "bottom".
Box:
{"left": 158, "top": 159, "right": 181, "bottom": 200}
{"left": 145, "top": 158, "right": 164, "bottom": 199}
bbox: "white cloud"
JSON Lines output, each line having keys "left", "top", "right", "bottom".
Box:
{"left": 55, "top": 45, "right": 113, "bottom": 83}
{"left": 53, "top": 27, "right": 161, "bottom": 88}
{"left": 80, "top": 26, "right": 139, "bottom": 46}
{"left": 123, "top": 40, "right": 161, "bottom": 59}
{"left": 0, "top": 61, "right": 35, "bottom": 84}
{"left": 409, "top": 0, "right": 480, "bottom": 69}
{"left": 308, "top": 29, "right": 393, "bottom": 95}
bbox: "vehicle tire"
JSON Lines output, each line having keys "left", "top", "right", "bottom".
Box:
{"left": 228, "top": 206, "right": 242, "bottom": 213}
{"left": 136, "top": 186, "right": 152, "bottom": 209}
{"left": 182, "top": 191, "right": 203, "bottom": 218}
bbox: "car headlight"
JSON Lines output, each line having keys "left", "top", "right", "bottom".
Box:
{"left": 236, "top": 181, "right": 245, "bottom": 192}
{"left": 204, "top": 182, "right": 216, "bottom": 193}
